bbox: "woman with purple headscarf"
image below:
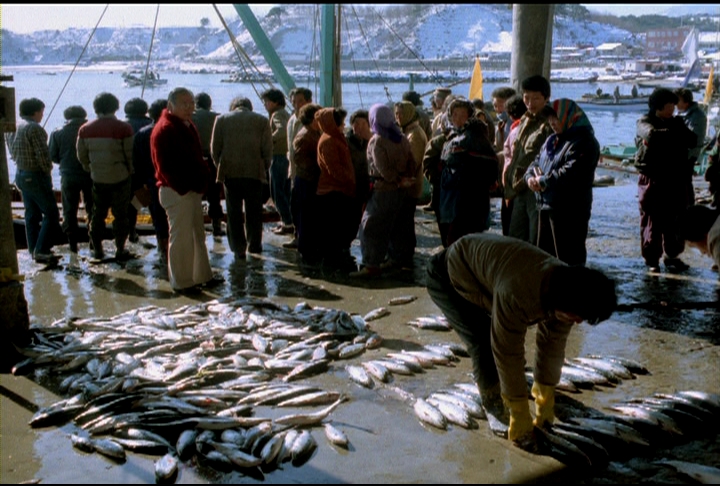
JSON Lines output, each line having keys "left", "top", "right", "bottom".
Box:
{"left": 351, "top": 103, "right": 417, "bottom": 278}
{"left": 525, "top": 99, "right": 600, "bottom": 265}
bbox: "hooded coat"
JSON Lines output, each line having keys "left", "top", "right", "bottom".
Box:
{"left": 316, "top": 108, "right": 355, "bottom": 197}
{"left": 396, "top": 101, "right": 428, "bottom": 199}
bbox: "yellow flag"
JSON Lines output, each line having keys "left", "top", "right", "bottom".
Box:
{"left": 469, "top": 56, "right": 483, "bottom": 101}
{"left": 704, "top": 64, "right": 714, "bottom": 106}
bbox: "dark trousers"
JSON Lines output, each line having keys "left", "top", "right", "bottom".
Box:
{"left": 148, "top": 184, "right": 169, "bottom": 240}
{"left": 292, "top": 177, "right": 320, "bottom": 261}
{"left": 15, "top": 170, "right": 61, "bottom": 255}
{"left": 317, "top": 191, "right": 356, "bottom": 263}
{"left": 204, "top": 158, "right": 224, "bottom": 221}
{"left": 425, "top": 250, "right": 499, "bottom": 390}
{"left": 270, "top": 155, "right": 292, "bottom": 226}
{"left": 509, "top": 190, "right": 538, "bottom": 244}
{"left": 536, "top": 208, "right": 590, "bottom": 266}
{"left": 501, "top": 198, "right": 514, "bottom": 236}
{"left": 637, "top": 174, "right": 685, "bottom": 264}
{"left": 60, "top": 174, "right": 94, "bottom": 245}
{"left": 389, "top": 195, "right": 418, "bottom": 265}
{"left": 224, "top": 177, "right": 263, "bottom": 254}
{"left": 90, "top": 178, "right": 132, "bottom": 253}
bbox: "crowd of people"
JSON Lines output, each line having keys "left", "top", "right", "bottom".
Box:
{"left": 8, "top": 77, "right": 716, "bottom": 451}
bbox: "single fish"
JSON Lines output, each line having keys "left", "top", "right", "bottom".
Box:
{"left": 324, "top": 422, "right": 349, "bottom": 447}
{"left": 92, "top": 438, "right": 127, "bottom": 461}
{"left": 154, "top": 453, "right": 179, "bottom": 484}
{"left": 534, "top": 426, "right": 592, "bottom": 468}
{"left": 657, "top": 460, "right": 720, "bottom": 484}
{"left": 363, "top": 307, "right": 390, "bottom": 322}
{"left": 276, "top": 390, "right": 342, "bottom": 408}
{"left": 413, "top": 398, "right": 447, "bottom": 430}
{"left": 388, "top": 295, "right": 417, "bottom": 306}
{"left": 361, "top": 361, "right": 392, "bottom": 383}
{"left": 426, "top": 397, "right": 478, "bottom": 429}
{"left": 273, "top": 396, "right": 346, "bottom": 426}
{"left": 290, "top": 429, "right": 317, "bottom": 467}
{"left": 346, "top": 365, "right": 374, "bottom": 388}
{"left": 176, "top": 429, "right": 199, "bottom": 460}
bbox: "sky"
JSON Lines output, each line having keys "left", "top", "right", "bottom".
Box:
{"left": 0, "top": 4, "right": 707, "bottom": 34}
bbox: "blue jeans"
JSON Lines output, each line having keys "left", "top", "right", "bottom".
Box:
{"left": 15, "top": 170, "right": 61, "bottom": 256}
{"left": 270, "top": 154, "right": 292, "bottom": 226}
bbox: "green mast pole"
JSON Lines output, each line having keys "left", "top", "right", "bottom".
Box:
{"left": 320, "top": 4, "right": 336, "bottom": 108}
{"left": 232, "top": 4, "right": 296, "bottom": 94}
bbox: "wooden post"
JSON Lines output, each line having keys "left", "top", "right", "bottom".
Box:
{"left": 0, "top": 76, "right": 31, "bottom": 365}
{"left": 510, "top": 4, "right": 555, "bottom": 92}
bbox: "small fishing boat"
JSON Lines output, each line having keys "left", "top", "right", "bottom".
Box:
{"left": 597, "top": 144, "right": 638, "bottom": 173}
{"left": 121, "top": 69, "right": 168, "bottom": 88}
{"left": 576, "top": 93, "right": 649, "bottom": 112}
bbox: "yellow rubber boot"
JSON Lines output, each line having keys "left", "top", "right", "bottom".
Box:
{"left": 531, "top": 382, "right": 555, "bottom": 428}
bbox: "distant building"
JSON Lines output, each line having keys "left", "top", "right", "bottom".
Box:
{"left": 594, "top": 42, "right": 630, "bottom": 61}
{"left": 645, "top": 26, "right": 693, "bottom": 58}
{"left": 699, "top": 31, "right": 720, "bottom": 54}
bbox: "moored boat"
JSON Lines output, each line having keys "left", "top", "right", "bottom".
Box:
{"left": 577, "top": 93, "right": 649, "bottom": 112}
{"left": 121, "top": 69, "right": 168, "bottom": 88}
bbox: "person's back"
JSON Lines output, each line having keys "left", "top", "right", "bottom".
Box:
{"left": 49, "top": 105, "right": 92, "bottom": 254}
{"left": 192, "top": 106, "right": 219, "bottom": 158}
{"left": 212, "top": 106, "right": 272, "bottom": 183}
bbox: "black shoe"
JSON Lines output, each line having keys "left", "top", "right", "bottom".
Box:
{"left": 128, "top": 232, "right": 139, "bottom": 243}
{"left": 663, "top": 257, "right": 689, "bottom": 271}
{"left": 174, "top": 285, "right": 202, "bottom": 296}
{"left": 282, "top": 238, "right": 299, "bottom": 249}
{"left": 212, "top": 219, "right": 226, "bottom": 237}
{"left": 248, "top": 246, "right": 262, "bottom": 254}
{"left": 645, "top": 260, "right": 661, "bottom": 272}
{"left": 34, "top": 251, "right": 58, "bottom": 264}
{"left": 115, "top": 249, "right": 135, "bottom": 261}
{"left": 200, "top": 274, "right": 225, "bottom": 289}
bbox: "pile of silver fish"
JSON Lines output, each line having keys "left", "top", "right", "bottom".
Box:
{"left": 540, "top": 389, "right": 720, "bottom": 469}
{"left": 342, "top": 344, "right": 720, "bottom": 473}
{"left": 16, "top": 297, "right": 387, "bottom": 482}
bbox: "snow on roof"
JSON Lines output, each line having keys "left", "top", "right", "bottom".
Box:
{"left": 596, "top": 43, "right": 624, "bottom": 51}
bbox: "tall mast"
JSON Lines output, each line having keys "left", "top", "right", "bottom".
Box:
{"left": 232, "top": 4, "right": 296, "bottom": 94}
{"left": 319, "top": 4, "right": 340, "bottom": 107}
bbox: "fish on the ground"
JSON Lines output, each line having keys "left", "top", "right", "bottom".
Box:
{"left": 388, "top": 295, "right": 417, "bottom": 306}
{"left": 324, "top": 422, "right": 349, "bottom": 447}
{"left": 657, "top": 460, "right": 720, "bottom": 484}
{"left": 363, "top": 307, "right": 390, "bottom": 322}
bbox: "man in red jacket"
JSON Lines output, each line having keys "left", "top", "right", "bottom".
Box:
{"left": 151, "top": 87, "right": 221, "bottom": 294}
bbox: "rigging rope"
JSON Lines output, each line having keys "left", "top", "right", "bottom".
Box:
{"left": 370, "top": 6, "right": 444, "bottom": 87}
{"left": 342, "top": 8, "right": 365, "bottom": 110}
{"left": 43, "top": 4, "right": 109, "bottom": 129}
{"left": 140, "top": 4, "right": 161, "bottom": 99}
{"left": 350, "top": 5, "right": 393, "bottom": 105}
{"left": 212, "top": 3, "right": 275, "bottom": 100}
{"left": 305, "top": 5, "right": 320, "bottom": 101}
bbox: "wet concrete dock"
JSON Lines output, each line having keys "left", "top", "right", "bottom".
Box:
{"left": 2, "top": 169, "right": 719, "bottom": 484}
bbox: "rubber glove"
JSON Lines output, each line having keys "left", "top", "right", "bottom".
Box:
{"left": 531, "top": 381, "right": 555, "bottom": 428}
{"left": 502, "top": 395, "right": 533, "bottom": 442}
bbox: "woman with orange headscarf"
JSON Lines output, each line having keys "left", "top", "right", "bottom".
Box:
{"left": 525, "top": 99, "right": 600, "bottom": 266}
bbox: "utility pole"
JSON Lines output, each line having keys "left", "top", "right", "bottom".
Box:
{"left": 0, "top": 76, "right": 31, "bottom": 368}
{"left": 510, "top": 4, "right": 555, "bottom": 92}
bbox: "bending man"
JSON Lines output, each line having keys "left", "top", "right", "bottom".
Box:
{"left": 425, "top": 233, "right": 616, "bottom": 448}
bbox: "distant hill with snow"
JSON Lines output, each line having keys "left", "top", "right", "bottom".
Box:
{"left": 0, "top": 4, "right": 649, "bottom": 67}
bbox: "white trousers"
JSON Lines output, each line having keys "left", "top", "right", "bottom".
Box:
{"left": 159, "top": 186, "right": 212, "bottom": 290}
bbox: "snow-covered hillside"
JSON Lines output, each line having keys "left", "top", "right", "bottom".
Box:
{"left": 1, "top": 4, "right": 640, "bottom": 67}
